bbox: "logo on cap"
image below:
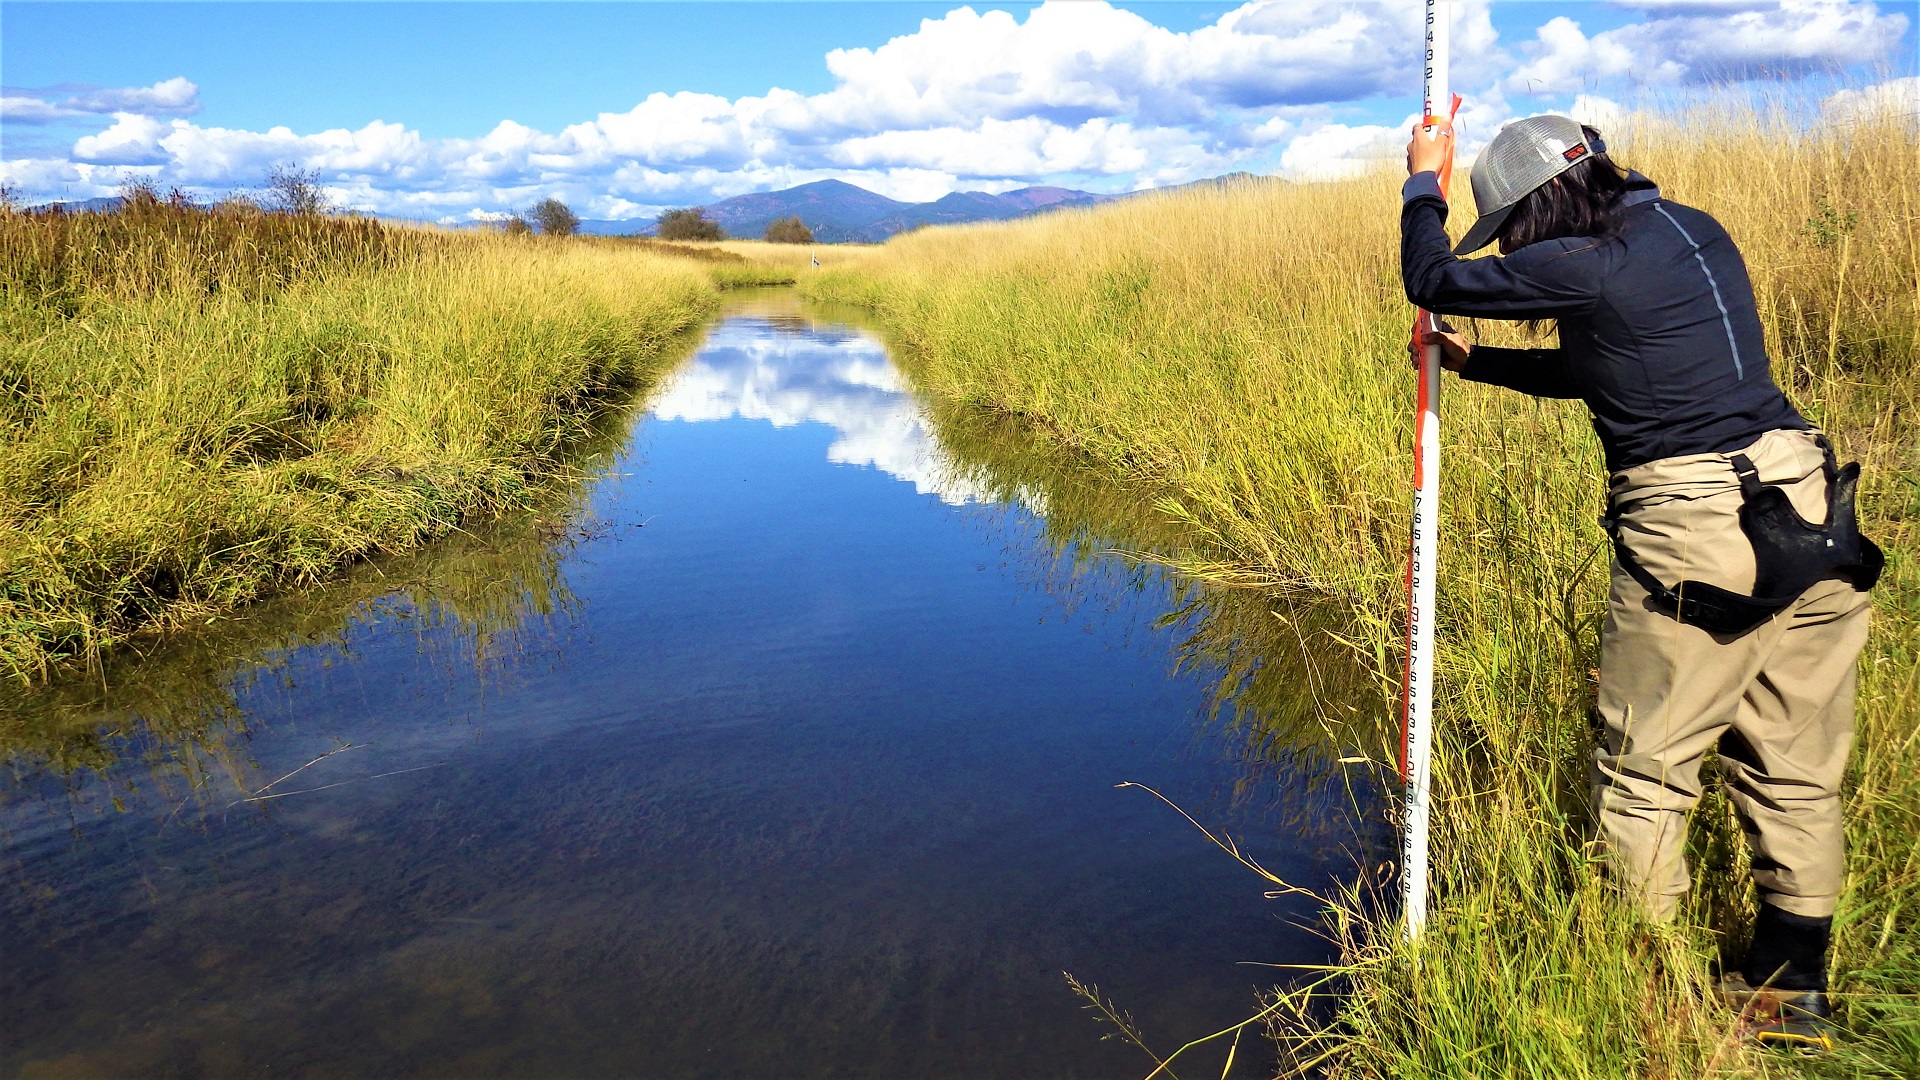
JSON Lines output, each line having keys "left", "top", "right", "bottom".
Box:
{"left": 1562, "top": 143, "right": 1589, "bottom": 162}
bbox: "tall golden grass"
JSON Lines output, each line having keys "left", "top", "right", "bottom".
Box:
{"left": 0, "top": 194, "right": 437, "bottom": 306}
{"left": 1, "top": 203, "right": 721, "bottom": 683}
{"left": 799, "top": 109, "right": 1918, "bottom": 1077}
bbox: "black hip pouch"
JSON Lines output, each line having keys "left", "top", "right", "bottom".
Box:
{"left": 1606, "top": 436, "right": 1884, "bottom": 636}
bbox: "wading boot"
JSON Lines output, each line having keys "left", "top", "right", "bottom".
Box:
{"left": 1717, "top": 905, "right": 1836, "bottom": 1052}
{"left": 1716, "top": 972, "right": 1835, "bottom": 1051}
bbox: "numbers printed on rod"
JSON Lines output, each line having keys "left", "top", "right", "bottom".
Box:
{"left": 1406, "top": 0, "right": 1448, "bottom": 942}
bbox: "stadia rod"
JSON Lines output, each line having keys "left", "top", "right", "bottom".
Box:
{"left": 1402, "top": 0, "right": 1449, "bottom": 943}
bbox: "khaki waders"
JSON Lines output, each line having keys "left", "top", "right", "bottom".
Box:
{"left": 1595, "top": 428, "right": 1872, "bottom": 921}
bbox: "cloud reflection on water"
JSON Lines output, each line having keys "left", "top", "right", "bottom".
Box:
{"left": 648, "top": 315, "right": 1005, "bottom": 507}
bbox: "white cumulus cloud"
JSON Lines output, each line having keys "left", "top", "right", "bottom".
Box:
{"left": 71, "top": 113, "right": 176, "bottom": 165}
{"left": 1, "top": 77, "right": 201, "bottom": 124}
{"left": 1822, "top": 75, "right": 1920, "bottom": 121}
{"left": 1502, "top": 0, "right": 1909, "bottom": 95}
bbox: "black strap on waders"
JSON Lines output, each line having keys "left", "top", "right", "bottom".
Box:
{"left": 1604, "top": 436, "right": 1884, "bottom": 636}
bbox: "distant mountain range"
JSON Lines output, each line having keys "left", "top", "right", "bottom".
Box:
{"left": 25, "top": 196, "right": 136, "bottom": 214}
{"left": 583, "top": 174, "right": 1283, "bottom": 240}
{"left": 574, "top": 179, "right": 1120, "bottom": 241}
{"left": 31, "top": 173, "right": 1283, "bottom": 242}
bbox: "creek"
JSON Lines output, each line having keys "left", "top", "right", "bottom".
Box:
{"left": 0, "top": 292, "right": 1382, "bottom": 1079}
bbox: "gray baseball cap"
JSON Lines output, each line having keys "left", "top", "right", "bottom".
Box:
{"left": 1454, "top": 114, "right": 1595, "bottom": 255}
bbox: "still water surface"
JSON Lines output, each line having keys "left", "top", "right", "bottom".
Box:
{"left": 1, "top": 295, "right": 1375, "bottom": 1078}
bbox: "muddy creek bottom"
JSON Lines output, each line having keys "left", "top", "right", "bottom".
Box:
{"left": 0, "top": 296, "right": 1371, "bottom": 1079}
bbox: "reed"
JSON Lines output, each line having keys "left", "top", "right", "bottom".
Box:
{"left": 799, "top": 108, "right": 1919, "bottom": 1077}
{"left": 0, "top": 202, "right": 720, "bottom": 683}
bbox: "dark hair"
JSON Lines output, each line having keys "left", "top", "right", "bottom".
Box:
{"left": 1496, "top": 125, "right": 1631, "bottom": 255}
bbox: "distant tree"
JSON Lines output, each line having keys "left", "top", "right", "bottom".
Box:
{"left": 503, "top": 215, "right": 533, "bottom": 237}
{"left": 265, "top": 164, "right": 330, "bottom": 215}
{"left": 763, "top": 215, "right": 813, "bottom": 244}
{"left": 529, "top": 197, "right": 580, "bottom": 237}
{"left": 656, "top": 207, "right": 723, "bottom": 241}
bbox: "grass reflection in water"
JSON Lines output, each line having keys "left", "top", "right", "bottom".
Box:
{"left": 0, "top": 368, "right": 644, "bottom": 820}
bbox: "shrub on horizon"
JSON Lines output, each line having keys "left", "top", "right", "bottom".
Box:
{"left": 657, "top": 207, "right": 724, "bottom": 242}
{"left": 529, "top": 198, "right": 581, "bottom": 237}
{"left": 764, "top": 215, "right": 813, "bottom": 244}
{"left": 265, "top": 164, "right": 331, "bottom": 216}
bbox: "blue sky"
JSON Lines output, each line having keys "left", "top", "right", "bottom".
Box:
{"left": 5, "top": 1, "right": 1916, "bottom": 221}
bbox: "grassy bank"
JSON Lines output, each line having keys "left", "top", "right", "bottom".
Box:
{"left": 572, "top": 236, "right": 876, "bottom": 289}
{"left": 800, "top": 112, "right": 1919, "bottom": 1077}
{"left": 1, "top": 200, "right": 722, "bottom": 683}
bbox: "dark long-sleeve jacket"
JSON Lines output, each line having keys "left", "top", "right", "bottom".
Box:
{"left": 1400, "top": 170, "right": 1805, "bottom": 472}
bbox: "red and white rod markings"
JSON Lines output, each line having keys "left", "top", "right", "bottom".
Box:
{"left": 1402, "top": 0, "right": 1453, "bottom": 944}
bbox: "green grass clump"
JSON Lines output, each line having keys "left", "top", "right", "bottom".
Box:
{"left": 801, "top": 109, "right": 1919, "bottom": 1077}
{"left": 1, "top": 202, "right": 720, "bottom": 683}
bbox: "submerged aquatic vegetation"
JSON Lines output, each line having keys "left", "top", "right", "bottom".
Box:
{"left": 800, "top": 108, "right": 1919, "bottom": 1077}
{"left": 0, "top": 202, "right": 721, "bottom": 682}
